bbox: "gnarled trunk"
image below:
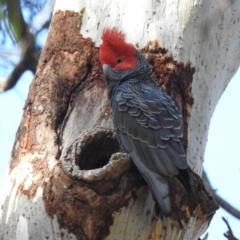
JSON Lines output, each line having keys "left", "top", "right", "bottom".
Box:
{"left": 1, "top": 1, "right": 240, "bottom": 239}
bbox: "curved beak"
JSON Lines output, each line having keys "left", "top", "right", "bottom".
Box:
{"left": 102, "top": 64, "right": 112, "bottom": 76}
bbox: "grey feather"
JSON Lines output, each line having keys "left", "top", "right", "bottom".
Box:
{"left": 115, "top": 91, "right": 123, "bottom": 101}
{"left": 153, "top": 130, "right": 168, "bottom": 148}
{"left": 119, "top": 132, "right": 171, "bottom": 216}
{"left": 104, "top": 50, "right": 192, "bottom": 216}
{"left": 120, "top": 132, "right": 169, "bottom": 176}
{"left": 118, "top": 97, "right": 127, "bottom": 105}
{"left": 133, "top": 152, "right": 171, "bottom": 215}
{"left": 147, "top": 102, "right": 162, "bottom": 114}
{"left": 118, "top": 104, "right": 128, "bottom": 111}
{"left": 126, "top": 99, "right": 134, "bottom": 107}
{"left": 130, "top": 108, "right": 141, "bottom": 116}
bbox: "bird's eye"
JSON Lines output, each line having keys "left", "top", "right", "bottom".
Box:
{"left": 116, "top": 58, "right": 122, "bottom": 64}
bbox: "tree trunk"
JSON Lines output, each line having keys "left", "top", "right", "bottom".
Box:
{"left": 1, "top": 1, "right": 239, "bottom": 239}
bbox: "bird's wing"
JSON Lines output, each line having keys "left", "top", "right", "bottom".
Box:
{"left": 112, "top": 80, "right": 190, "bottom": 215}
{"left": 113, "top": 80, "right": 188, "bottom": 176}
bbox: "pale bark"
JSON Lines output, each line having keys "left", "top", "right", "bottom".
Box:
{"left": 1, "top": 1, "right": 240, "bottom": 240}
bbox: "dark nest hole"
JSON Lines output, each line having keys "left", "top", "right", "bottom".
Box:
{"left": 76, "top": 131, "right": 120, "bottom": 170}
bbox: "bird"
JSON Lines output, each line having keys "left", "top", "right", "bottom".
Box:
{"left": 99, "top": 28, "right": 192, "bottom": 217}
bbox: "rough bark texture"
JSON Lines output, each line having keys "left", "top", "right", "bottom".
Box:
{"left": 0, "top": 10, "right": 219, "bottom": 240}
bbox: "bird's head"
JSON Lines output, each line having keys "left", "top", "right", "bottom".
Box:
{"left": 99, "top": 28, "right": 153, "bottom": 88}
{"left": 99, "top": 28, "right": 139, "bottom": 77}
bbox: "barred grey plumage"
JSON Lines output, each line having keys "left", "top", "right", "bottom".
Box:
{"left": 100, "top": 30, "right": 192, "bottom": 217}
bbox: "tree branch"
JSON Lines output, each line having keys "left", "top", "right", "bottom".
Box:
{"left": 222, "top": 217, "right": 239, "bottom": 240}
{"left": 202, "top": 171, "right": 240, "bottom": 220}
{"left": 0, "top": 34, "right": 39, "bottom": 92}
{"left": 0, "top": 0, "right": 42, "bottom": 92}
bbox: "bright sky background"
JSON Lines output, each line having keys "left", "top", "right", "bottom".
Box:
{"left": 0, "top": 33, "right": 239, "bottom": 240}
{"left": 203, "top": 69, "right": 240, "bottom": 239}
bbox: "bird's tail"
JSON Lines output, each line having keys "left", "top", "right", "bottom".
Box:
{"left": 119, "top": 132, "right": 171, "bottom": 216}
{"left": 131, "top": 152, "right": 171, "bottom": 217}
